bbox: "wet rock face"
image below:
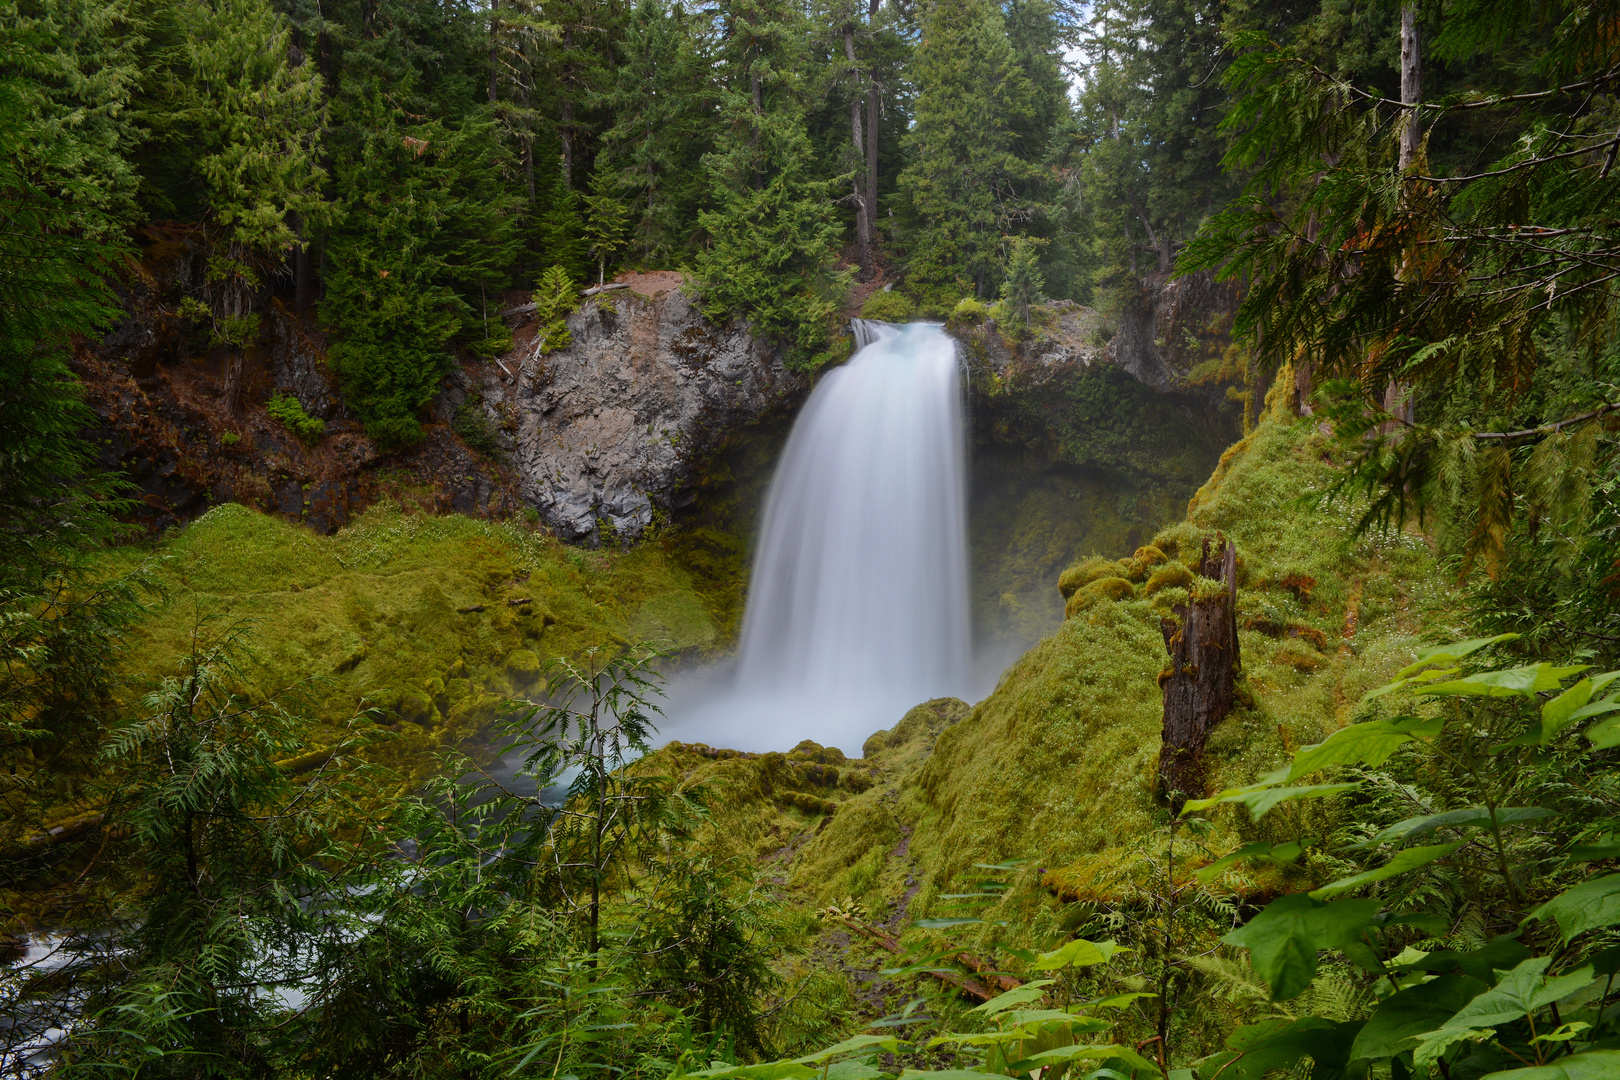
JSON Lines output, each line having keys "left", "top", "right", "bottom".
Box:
{"left": 486, "top": 289, "right": 805, "bottom": 545}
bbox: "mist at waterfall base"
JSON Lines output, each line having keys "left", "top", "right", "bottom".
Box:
{"left": 662, "top": 320, "right": 974, "bottom": 755}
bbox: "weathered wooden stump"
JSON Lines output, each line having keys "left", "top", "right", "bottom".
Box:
{"left": 1157, "top": 538, "right": 1240, "bottom": 811}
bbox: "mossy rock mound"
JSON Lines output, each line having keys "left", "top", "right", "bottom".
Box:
{"left": 1144, "top": 563, "right": 1196, "bottom": 595}
{"left": 861, "top": 697, "right": 971, "bottom": 759}
{"left": 505, "top": 649, "right": 542, "bottom": 684}
{"left": 1123, "top": 545, "right": 1168, "bottom": 580}
{"left": 1057, "top": 555, "right": 1126, "bottom": 600}
{"left": 1064, "top": 575, "right": 1135, "bottom": 617}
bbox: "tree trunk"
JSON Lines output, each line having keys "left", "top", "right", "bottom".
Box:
{"left": 865, "top": 0, "right": 880, "bottom": 248}
{"left": 560, "top": 28, "right": 575, "bottom": 190}
{"left": 487, "top": 0, "right": 500, "bottom": 105}
{"left": 1387, "top": 5, "right": 1421, "bottom": 431}
{"left": 1399, "top": 5, "right": 1422, "bottom": 172}
{"left": 845, "top": 27, "right": 871, "bottom": 273}
{"left": 1157, "top": 538, "right": 1240, "bottom": 811}
{"left": 293, "top": 240, "right": 311, "bottom": 315}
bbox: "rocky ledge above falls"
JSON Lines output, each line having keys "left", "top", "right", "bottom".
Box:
{"left": 449, "top": 285, "right": 806, "bottom": 546}
{"left": 950, "top": 289, "right": 1244, "bottom": 487}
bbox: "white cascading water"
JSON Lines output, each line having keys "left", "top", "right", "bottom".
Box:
{"left": 666, "top": 319, "right": 972, "bottom": 754}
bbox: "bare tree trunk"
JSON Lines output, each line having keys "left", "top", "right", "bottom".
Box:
{"left": 1399, "top": 5, "right": 1422, "bottom": 172}
{"left": 1386, "top": 5, "right": 1421, "bottom": 431}
{"left": 865, "top": 0, "right": 880, "bottom": 249}
{"left": 559, "top": 27, "right": 575, "bottom": 190}
{"left": 488, "top": 0, "right": 500, "bottom": 105}
{"left": 1157, "top": 538, "right": 1240, "bottom": 811}
{"left": 845, "top": 26, "right": 871, "bottom": 273}
{"left": 293, "top": 240, "right": 311, "bottom": 315}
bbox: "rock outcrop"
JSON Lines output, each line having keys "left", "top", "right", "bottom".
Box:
{"left": 454, "top": 285, "right": 805, "bottom": 545}
{"left": 79, "top": 229, "right": 803, "bottom": 541}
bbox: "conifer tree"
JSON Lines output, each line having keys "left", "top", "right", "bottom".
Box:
{"left": 596, "top": 0, "right": 714, "bottom": 265}
{"left": 898, "top": 0, "right": 1037, "bottom": 305}
{"left": 581, "top": 167, "right": 628, "bottom": 286}
{"left": 154, "top": 0, "right": 328, "bottom": 408}
{"left": 322, "top": 85, "right": 520, "bottom": 447}
{"left": 693, "top": 0, "right": 848, "bottom": 362}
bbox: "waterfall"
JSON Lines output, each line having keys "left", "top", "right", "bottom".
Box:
{"left": 667, "top": 320, "right": 972, "bottom": 755}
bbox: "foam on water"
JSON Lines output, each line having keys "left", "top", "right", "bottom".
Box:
{"left": 664, "top": 320, "right": 972, "bottom": 753}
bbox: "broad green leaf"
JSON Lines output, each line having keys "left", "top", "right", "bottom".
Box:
{"left": 970, "top": 981, "right": 1053, "bottom": 1016}
{"left": 1569, "top": 833, "right": 1620, "bottom": 861}
{"left": 1364, "top": 666, "right": 1462, "bottom": 699}
{"left": 1480, "top": 1051, "right": 1620, "bottom": 1080}
{"left": 1395, "top": 635, "right": 1519, "bottom": 678}
{"left": 1285, "top": 716, "right": 1444, "bottom": 780}
{"left": 1197, "top": 1016, "right": 1363, "bottom": 1080}
{"left": 825, "top": 1064, "right": 883, "bottom": 1080}
{"left": 1223, "top": 895, "right": 1382, "bottom": 1000}
{"left": 913, "top": 918, "right": 986, "bottom": 929}
{"left": 1419, "top": 663, "right": 1589, "bottom": 698}
{"left": 1441, "top": 958, "right": 1597, "bottom": 1029}
{"left": 793, "top": 1033, "right": 903, "bottom": 1065}
{"left": 1412, "top": 1026, "right": 1495, "bottom": 1071}
{"left": 1349, "top": 974, "right": 1487, "bottom": 1061}
{"left": 1018, "top": 1044, "right": 1161, "bottom": 1073}
{"left": 1181, "top": 778, "right": 1357, "bottom": 819}
{"left": 896, "top": 1072, "right": 993, "bottom": 1080}
{"left": 1195, "top": 839, "right": 1312, "bottom": 882}
{"left": 1310, "top": 843, "right": 1461, "bottom": 899}
{"left": 1497, "top": 676, "right": 1620, "bottom": 749}
{"left": 1528, "top": 873, "right": 1620, "bottom": 942}
{"left": 1585, "top": 713, "right": 1620, "bottom": 749}
{"left": 1003, "top": 1010, "right": 1108, "bottom": 1032}
{"left": 1087, "top": 992, "right": 1157, "bottom": 1010}
{"left": 1391, "top": 936, "right": 1532, "bottom": 983}
{"left": 1353, "top": 807, "right": 1550, "bottom": 848}
{"left": 1032, "top": 938, "right": 1109, "bottom": 969}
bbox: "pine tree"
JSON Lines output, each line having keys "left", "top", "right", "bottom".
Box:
{"left": 581, "top": 167, "right": 628, "bottom": 286}
{"left": 897, "top": 0, "right": 1037, "bottom": 305}
{"left": 692, "top": 0, "right": 849, "bottom": 363}
{"left": 596, "top": 0, "right": 714, "bottom": 265}
{"left": 1000, "top": 234, "right": 1046, "bottom": 327}
{"left": 150, "top": 0, "right": 329, "bottom": 408}
{"left": 322, "top": 83, "right": 521, "bottom": 447}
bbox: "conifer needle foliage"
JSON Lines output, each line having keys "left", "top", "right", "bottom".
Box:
{"left": 1182, "top": 3, "right": 1620, "bottom": 580}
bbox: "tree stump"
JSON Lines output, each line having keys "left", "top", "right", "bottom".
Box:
{"left": 1157, "top": 538, "right": 1240, "bottom": 811}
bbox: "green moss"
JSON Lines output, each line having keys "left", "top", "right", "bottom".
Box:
{"left": 1057, "top": 555, "right": 1125, "bottom": 599}
{"left": 1143, "top": 562, "right": 1195, "bottom": 595}
{"left": 1065, "top": 575, "right": 1135, "bottom": 616}
{"left": 96, "top": 501, "right": 746, "bottom": 785}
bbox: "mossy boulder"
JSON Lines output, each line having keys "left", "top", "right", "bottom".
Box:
{"left": 505, "top": 649, "right": 542, "bottom": 685}
{"left": 1057, "top": 555, "right": 1126, "bottom": 599}
{"left": 1123, "top": 544, "right": 1168, "bottom": 580}
{"left": 1144, "top": 563, "right": 1196, "bottom": 595}
{"left": 398, "top": 689, "right": 433, "bottom": 725}
{"left": 1064, "top": 575, "right": 1136, "bottom": 617}
{"left": 862, "top": 697, "right": 971, "bottom": 759}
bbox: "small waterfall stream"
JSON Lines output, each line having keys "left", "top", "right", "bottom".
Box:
{"left": 667, "top": 320, "right": 972, "bottom": 753}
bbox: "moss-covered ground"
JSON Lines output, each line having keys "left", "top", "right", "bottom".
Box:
{"left": 96, "top": 501, "right": 746, "bottom": 788}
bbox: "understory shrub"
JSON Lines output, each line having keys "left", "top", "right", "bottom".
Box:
{"left": 859, "top": 289, "right": 916, "bottom": 323}
{"left": 265, "top": 392, "right": 324, "bottom": 446}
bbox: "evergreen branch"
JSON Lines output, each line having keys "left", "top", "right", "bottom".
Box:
{"left": 1471, "top": 403, "right": 1620, "bottom": 443}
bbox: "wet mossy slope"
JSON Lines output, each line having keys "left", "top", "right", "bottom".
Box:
{"left": 101, "top": 503, "right": 744, "bottom": 785}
